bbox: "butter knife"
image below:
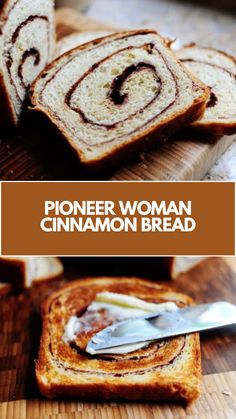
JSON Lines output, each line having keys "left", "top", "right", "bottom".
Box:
{"left": 86, "top": 301, "right": 236, "bottom": 355}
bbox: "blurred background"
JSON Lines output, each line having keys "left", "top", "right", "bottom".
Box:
{"left": 55, "top": 0, "right": 236, "bottom": 14}
{"left": 55, "top": 0, "right": 236, "bottom": 53}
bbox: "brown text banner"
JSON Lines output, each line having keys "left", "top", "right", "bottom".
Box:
{"left": 1, "top": 182, "right": 235, "bottom": 255}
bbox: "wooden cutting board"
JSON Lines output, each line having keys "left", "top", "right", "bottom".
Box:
{"left": 1, "top": 257, "right": 236, "bottom": 418}
{"left": 0, "top": 7, "right": 234, "bottom": 181}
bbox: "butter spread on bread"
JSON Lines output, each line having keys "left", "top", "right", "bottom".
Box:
{"left": 36, "top": 277, "right": 201, "bottom": 403}
{"left": 63, "top": 292, "right": 178, "bottom": 353}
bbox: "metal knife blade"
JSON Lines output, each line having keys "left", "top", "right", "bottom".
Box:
{"left": 86, "top": 301, "right": 236, "bottom": 355}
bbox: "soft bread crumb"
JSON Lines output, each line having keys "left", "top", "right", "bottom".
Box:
{"left": 177, "top": 45, "right": 236, "bottom": 135}
{"left": 30, "top": 30, "right": 208, "bottom": 167}
{"left": 0, "top": 0, "right": 55, "bottom": 125}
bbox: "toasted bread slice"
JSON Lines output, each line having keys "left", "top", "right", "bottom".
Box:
{"left": 30, "top": 30, "right": 208, "bottom": 170}
{"left": 36, "top": 277, "right": 201, "bottom": 403}
{"left": 0, "top": 257, "right": 63, "bottom": 290}
{"left": 177, "top": 44, "right": 236, "bottom": 136}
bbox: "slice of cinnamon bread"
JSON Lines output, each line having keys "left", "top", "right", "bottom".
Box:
{"left": 30, "top": 30, "right": 208, "bottom": 170}
{"left": 177, "top": 44, "right": 236, "bottom": 136}
{"left": 36, "top": 277, "right": 201, "bottom": 403}
{"left": 0, "top": 0, "right": 55, "bottom": 127}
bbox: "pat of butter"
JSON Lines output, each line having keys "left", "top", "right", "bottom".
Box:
{"left": 94, "top": 292, "right": 178, "bottom": 316}
{"left": 85, "top": 293, "right": 178, "bottom": 355}
{"left": 63, "top": 292, "right": 178, "bottom": 350}
{"left": 63, "top": 315, "right": 81, "bottom": 343}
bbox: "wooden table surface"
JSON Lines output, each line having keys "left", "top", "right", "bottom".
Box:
{"left": 1, "top": 257, "right": 236, "bottom": 418}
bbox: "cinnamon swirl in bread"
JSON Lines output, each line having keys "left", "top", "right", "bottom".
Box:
{"left": 0, "top": 0, "right": 55, "bottom": 127}
{"left": 30, "top": 30, "right": 208, "bottom": 170}
{"left": 177, "top": 44, "right": 236, "bottom": 136}
{"left": 36, "top": 277, "right": 201, "bottom": 403}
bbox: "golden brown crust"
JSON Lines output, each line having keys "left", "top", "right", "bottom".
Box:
{"left": 0, "top": 70, "right": 17, "bottom": 128}
{"left": 181, "top": 121, "right": 236, "bottom": 140}
{"left": 36, "top": 277, "right": 201, "bottom": 404}
{"left": 0, "top": 1, "right": 19, "bottom": 127}
{"left": 30, "top": 30, "right": 209, "bottom": 172}
{"left": 0, "top": 0, "right": 10, "bottom": 20}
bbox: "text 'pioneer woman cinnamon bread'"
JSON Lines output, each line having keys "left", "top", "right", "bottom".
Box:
{"left": 0, "top": 0, "right": 55, "bottom": 127}
{"left": 30, "top": 30, "right": 209, "bottom": 169}
{"left": 36, "top": 277, "right": 201, "bottom": 403}
{"left": 177, "top": 44, "right": 236, "bottom": 136}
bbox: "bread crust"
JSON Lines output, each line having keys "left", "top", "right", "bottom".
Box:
{"left": 55, "top": 31, "right": 113, "bottom": 59}
{"left": 30, "top": 30, "right": 209, "bottom": 172}
{"left": 0, "top": 70, "right": 18, "bottom": 127}
{"left": 183, "top": 43, "right": 236, "bottom": 68}
{"left": 36, "top": 277, "right": 201, "bottom": 404}
{"left": 0, "top": 0, "right": 20, "bottom": 126}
